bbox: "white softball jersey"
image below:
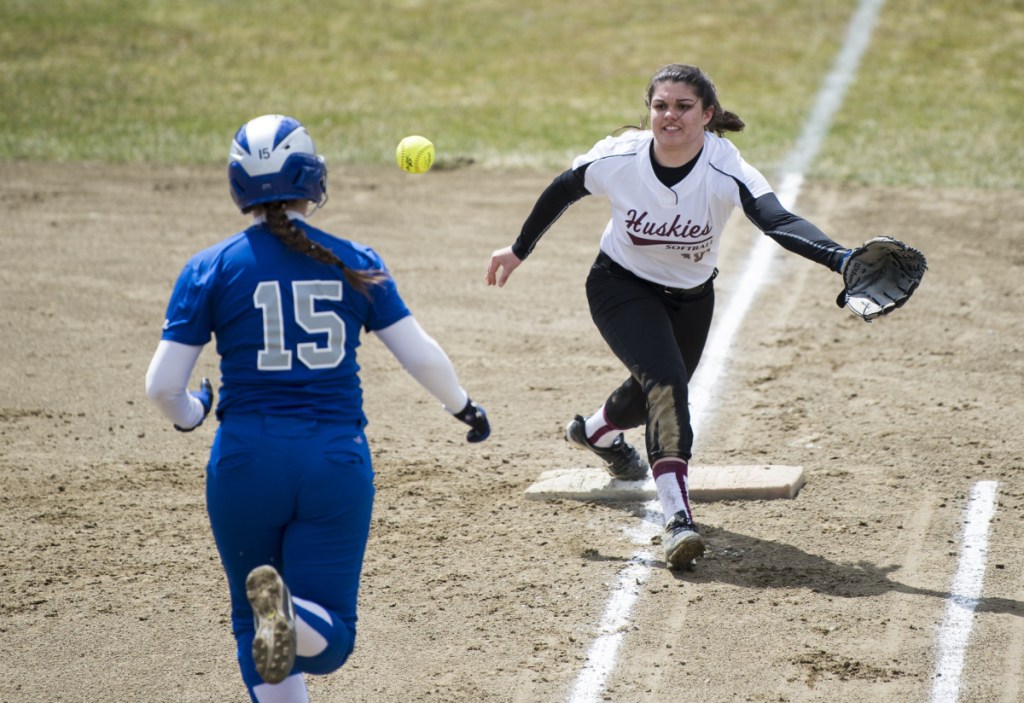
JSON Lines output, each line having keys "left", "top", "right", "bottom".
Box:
{"left": 574, "top": 130, "right": 773, "bottom": 289}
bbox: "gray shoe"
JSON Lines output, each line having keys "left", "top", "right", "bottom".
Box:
{"left": 663, "top": 511, "right": 705, "bottom": 569}
{"left": 564, "top": 415, "right": 649, "bottom": 481}
{"left": 246, "top": 565, "right": 296, "bottom": 684}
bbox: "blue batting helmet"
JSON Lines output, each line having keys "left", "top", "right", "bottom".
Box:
{"left": 228, "top": 114, "right": 327, "bottom": 213}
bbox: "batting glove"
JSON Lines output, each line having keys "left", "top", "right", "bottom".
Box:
{"left": 174, "top": 378, "right": 214, "bottom": 433}
{"left": 453, "top": 398, "right": 490, "bottom": 443}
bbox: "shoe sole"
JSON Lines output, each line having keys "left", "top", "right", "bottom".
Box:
{"left": 564, "top": 417, "right": 589, "bottom": 451}
{"left": 246, "top": 566, "right": 296, "bottom": 684}
{"left": 609, "top": 464, "right": 650, "bottom": 482}
{"left": 665, "top": 533, "right": 706, "bottom": 569}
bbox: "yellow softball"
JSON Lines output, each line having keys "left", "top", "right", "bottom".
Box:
{"left": 395, "top": 135, "right": 435, "bottom": 174}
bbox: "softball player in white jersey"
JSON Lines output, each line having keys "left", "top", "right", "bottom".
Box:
{"left": 147, "top": 114, "right": 490, "bottom": 702}
{"left": 487, "top": 64, "right": 853, "bottom": 569}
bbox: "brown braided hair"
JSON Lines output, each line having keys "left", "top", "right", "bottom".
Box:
{"left": 260, "top": 200, "right": 388, "bottom": 296}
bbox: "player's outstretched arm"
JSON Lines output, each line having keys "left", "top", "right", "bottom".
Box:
{"left": 486, "top": 168, "right": 588, "bottom": 288}
{"left": 374, "top": 316, "right": 490, "bottom": 442}
{"left": 145, "top": 340, "right": 213, "bottom": 431}
{"left": 486, "top": 246, "right": 523, "bottom": 287}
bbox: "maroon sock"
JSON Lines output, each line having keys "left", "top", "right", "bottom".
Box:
{"left": 652, "top": 458, "right": 692, "bottom": 523}
{"left": 586, "top": 407, "right": 621, "bottom": 446}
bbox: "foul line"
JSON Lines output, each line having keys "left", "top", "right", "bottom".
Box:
{"left": 566, "top": 554, "right": 655, "bottom": 702}
{"left": 566, "top": 1, "right": 887, "bottom": 701}
{"left": 929, "top": 480, "right": 999, "bottom": 703}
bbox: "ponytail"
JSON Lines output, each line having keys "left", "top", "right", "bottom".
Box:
{"left": 262, "top": 201, "right": 388, "bottom": 296}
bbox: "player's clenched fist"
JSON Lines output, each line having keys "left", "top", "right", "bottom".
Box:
{"left": 452, "top": 398, "right": 490, "bottom": 443}
{"left": 486, "top": 246, "right": 523, "bottom": 287}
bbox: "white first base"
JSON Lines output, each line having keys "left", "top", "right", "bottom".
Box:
{"left": 524, "top": 465, "right": 805, "bottom": 502}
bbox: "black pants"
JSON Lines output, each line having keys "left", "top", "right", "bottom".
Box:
{"left": 586, "top": 252, "right": 715, "bottom": 463}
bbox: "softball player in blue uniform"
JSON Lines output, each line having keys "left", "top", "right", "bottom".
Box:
{"left": 487, "top": 64, "right": 852, "bottom": 570}
{"left": 146, "top": 114, "right": 489, "bottom": 702}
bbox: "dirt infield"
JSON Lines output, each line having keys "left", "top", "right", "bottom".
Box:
{"left": 1, "top": 162, "right": 1022, "bottom": 702}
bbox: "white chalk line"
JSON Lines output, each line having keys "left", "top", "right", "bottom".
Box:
{"left": 929, "top": 480, "right": 999, "bottom": 703}
{"left": 566, "top": 553, "right": 656, "bottom": 701}
{"left": 566, "top": 1, "right": 887, "bottom": 701}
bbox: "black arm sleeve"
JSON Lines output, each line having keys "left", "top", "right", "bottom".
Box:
{"left": 740, "top": 189, "right": 851, "bottom": 272}
{"left": 510, "top": 165, "right": 591, "bottom": 260}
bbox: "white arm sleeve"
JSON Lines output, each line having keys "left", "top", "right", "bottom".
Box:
{"left": 145, "top": 340, "right": 208, "bottom": 429}
{"left": 373, "top": 316, "right": 469, "bottom": 413}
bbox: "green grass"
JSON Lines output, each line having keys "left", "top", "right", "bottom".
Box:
{"left": 813, "top": 0, "right": 1024, "bottom": 188}
{"left": 1, "top": 0, "right": 1020, "bottom": 188}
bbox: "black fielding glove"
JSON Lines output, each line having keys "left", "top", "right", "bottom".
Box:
{"left": 174, "top": 378, "right": 214, "bottom": 432}
{"left": 453, "top": 398, "right": 490, "bottom": 443}
{"left": 836, "top": 236, "right": 927, "bottom": 322}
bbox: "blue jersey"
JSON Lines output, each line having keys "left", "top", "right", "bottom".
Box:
{"left": 161, "top": 221, "right": 410, "bottom": 424}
